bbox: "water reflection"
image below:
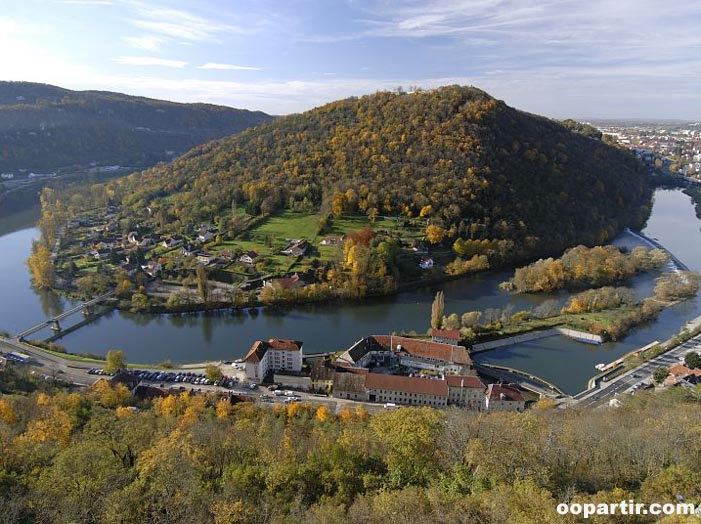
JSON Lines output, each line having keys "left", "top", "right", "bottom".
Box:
{"left": 36, "top": 289, "right": 63, "bottom": 318}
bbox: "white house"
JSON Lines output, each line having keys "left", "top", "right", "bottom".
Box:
{"left": 243, "top": 339, "right": 303, "bottom": 381}
{"left": 239, "top": 251, "right": 259, "bottom": 264}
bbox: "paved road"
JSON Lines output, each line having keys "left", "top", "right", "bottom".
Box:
{"left": 574, "top": 335, "right": 701, "bottom": 408}
{"left": 0, "top": 335, "right": 366, "bottom": 413}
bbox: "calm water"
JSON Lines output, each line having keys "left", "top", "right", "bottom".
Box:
{"left": 0, "top": 189, "right": 699, "bottom": 394}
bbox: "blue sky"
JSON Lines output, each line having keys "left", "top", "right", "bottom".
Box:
{"left": 2, "top": 0, "right": 701, "bottom": 118}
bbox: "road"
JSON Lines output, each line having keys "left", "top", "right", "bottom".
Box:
{"left": 574, "top": 334, "right": 701, "bottom": 408}
{"left": 0, "top": 335, "right": 372, "bottom": 414}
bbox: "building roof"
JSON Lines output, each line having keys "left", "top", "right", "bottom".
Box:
{"left": 486, "top": 383, "right": 524, "bottom": 402}
{"left": 669, "top": 364, "right": 694, "bottom": 377}
{"left": 332, "top": 370, "right": 368, "bottom": 393}
{"left": 372, "top": 335, "right": 472, "bottom": 366}
{"left": 445, "top": 375, "right": 485, "bottom": 389}
{"left": 310, "top": 359, "right": 336, "bottom": 382}
{"left": 431, "top": 329, "right": 461, "bottom": 341}
{"left": 243, "top": 338, "right": 303, "bottom": 363}
{"left": 365, "top": 373, "right": 449, "bottom": 397}
{"left": 266, "top": 274, "right": 305, "bottom": 290}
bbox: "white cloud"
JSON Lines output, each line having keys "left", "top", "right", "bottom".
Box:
{"left": 123, "top": 35, "right": 163, "bottom": 52}
{"left": 198, "top": 63, "right": 261, "bottom": 71}
{"left": 57, "top": 0, "right": 114, "bottom": 5}
{"left": 130, "top": 6, "right": 245, "bottom": 43}
{"left": 114, "top": 56, "right": 187, "bottom": 68}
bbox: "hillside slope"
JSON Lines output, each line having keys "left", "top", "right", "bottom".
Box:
{"left": 111, "top": 85, "right": 650, "bottom": 256}
{"left": 0, "top": 82, "right": 272, "bottom": 171}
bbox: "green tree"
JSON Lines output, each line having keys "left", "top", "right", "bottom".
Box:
{"left": 685, "top": 352, "right": 701, "bottom": 369}
{"left": 130, "top": 292, "right": 149, "bottom": 312}
{"left": 652, "top": 366, "right": 669, "bottom": 384}
{"left": 105, "top": 349, "right": 126, "bottom": 373}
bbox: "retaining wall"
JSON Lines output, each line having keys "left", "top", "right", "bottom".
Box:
{"left": 472, "top": 328, "right": 602, "bottom": 353}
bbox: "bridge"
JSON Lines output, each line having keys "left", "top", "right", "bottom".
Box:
{"left": 624, "top": 228, "right": 689, "bottom": 272}
{"left": 15, "top": 291, "right": 115, "bottom": 340}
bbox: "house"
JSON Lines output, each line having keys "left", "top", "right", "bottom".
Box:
{"left": 310, "top": 359, "right": 336, "bottom": 393}
{"left": 320, "top": 236, "right": 343, "bottom": 246}
{"left": 431, "top": 329, "right": 462, "bottom": 345}
{"left": 127, "top": 231, "right": 139, "bottom": 245}
{"left": 197, "top": 252, "right": 216, "bottom": 265}
{"left": 181, "top": 244, "right": 200, "bottom": 257}
{"left": 138, "top": 237, "right": 154, "bottom": 249}
{"left": 198, "top": 231, "right": 214, "bottom": 242}
{"left": 141, "top": 260, "right": 162, "bottom": 277}
{"left": 263, "top": 273, "right": 305, "bottom": 290}
{"left": 485, "top": 383, "right": 525, "bottom": 412}
{"left": 281, "top": 240, "right": 309, "bottom": 257}
{"left": 419, "top": 257, "right": 434, "bottom": 269}
{"left": 162, "top": 236, "right": 183, "bottom": 249}
{"left": 90, "top": 248, "right": 111, "bottom": 260}
{"left": 243, "top": 339, "right": 304, "bottom": 381}
{"left": 197, "top": 225, "right": 216, "bottom": 243}
{"left": 663, "top": 364, "right": 701, "bottom": 387}
{"left": 446, "top": 375, "right": 486, "bottom": 410}
{"left": 239, "top": 251, "right": 259, "bottom": 264}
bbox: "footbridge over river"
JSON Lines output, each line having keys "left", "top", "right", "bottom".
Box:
{"left": 14, "top": 291, "right": 115, "bottom": 341}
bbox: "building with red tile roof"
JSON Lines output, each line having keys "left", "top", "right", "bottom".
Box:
{"left": 485, "top": 383, "right": 525, "bottom": 412}
{"left": 446, "top": 375, "right": 486, "bottom": 410}
{"left": 243, "top": 338, "right": 303, "bottom": 381}
{"left": 339, "top": 335, "right": 473, "bottom": 375}
{"left": 431, "top": 329, "right": 462, "bottom": 345}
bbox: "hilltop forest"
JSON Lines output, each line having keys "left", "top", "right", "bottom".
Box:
{"left": 1, "top": 367, "right": 701, "bottom": 524}
{"left": 0, "top": 82, "right": 272, "bottom": 172}
{"left": 35, "top": 86, "right": 655, "bottom": 309}
{"left": 100, "top": 85, "right": 651, "bottom": 256}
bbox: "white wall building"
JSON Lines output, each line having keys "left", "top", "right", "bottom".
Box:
{"left": 243, "top": 339, "right": 303, "bottom": 381}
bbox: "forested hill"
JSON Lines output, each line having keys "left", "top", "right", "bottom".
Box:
{"left": 111, "top": 85, "right": 650, "bottom": 256}
{"left": 0, "top": 82, "right": 272, "bottom": 171}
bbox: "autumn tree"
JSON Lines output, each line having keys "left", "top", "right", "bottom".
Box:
{"left": 426, "top": 224, "right": 445, "bottom": 245}
{"left": 430, "top": 290, "right": 444, "bottom": 330}
{"left": 196, "top": 265, "right": 211, "bottom": 304}
{"left": 105, "top": 349, "right": 126, "bottom": 373}
{"left": 27, "top": 243, "right": 55, "bottom": 289}
{"left": 205, "top": 364, "right": 223, "bottom": 383}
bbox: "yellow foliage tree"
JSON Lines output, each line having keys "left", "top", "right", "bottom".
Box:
{"left": 115, "top": 406, "right": 136, "bottom": 418}
{"left": 27, "top": 243, "right": 55, "bottom": 289}
{"left": 0, "top": 398, "right": 18, "bottom": 425}
{"left": 426, "top": 224, "right": 445, "bottom": 244}
{"left": 216, "top": 398, "right": 233, "bottom": 419}
{"left": 315, "top": 405, "right": 330, "bottom": 422}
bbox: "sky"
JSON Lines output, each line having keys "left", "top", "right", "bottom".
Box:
{"left": 2, "top": 0, "right": 701, "bottom": 119}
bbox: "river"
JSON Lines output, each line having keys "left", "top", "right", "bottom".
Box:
{"left": 1, "top": 189, "right": 699, "bottom": 394}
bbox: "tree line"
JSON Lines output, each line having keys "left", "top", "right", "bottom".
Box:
{"left": 1, "top": 369, "right": 701, "bottom": 523}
